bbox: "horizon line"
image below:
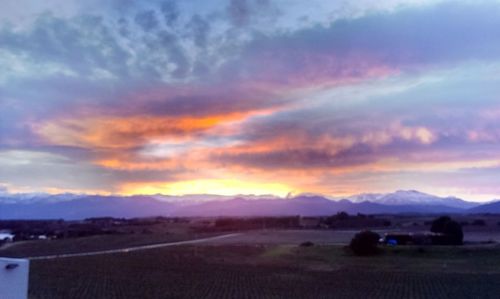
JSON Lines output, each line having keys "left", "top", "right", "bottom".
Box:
{"left": 1, "top": 189, "right": 498, "bottom": 203}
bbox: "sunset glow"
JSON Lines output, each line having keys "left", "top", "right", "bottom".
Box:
{"left": 2, "top": 0, "right": 500, "bottom": 201}
{"left": 122, "top": 179, "right": 294, "bottom": 197}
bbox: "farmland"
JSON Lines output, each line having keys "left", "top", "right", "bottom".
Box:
{"left": 0, "top": 231, "right": 215, "bottom": 258}
{"left": 0, "top": 218, "right": 215, "bottom": 258}
{"left": 204, "top": 228, "right": 500, "bottom": 245}
{"left": 3, "top": 216, "right": 500, "bottom": 298}
{"left": 27, "top": 243, "right": 500, "bottom": 299}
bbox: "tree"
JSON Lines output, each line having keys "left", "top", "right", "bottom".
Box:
{"left": 337, "top": 211, "right": 349, "bottom": 220}
{"left": 349, "top": 230, "right": 381, "bottom": 256}
{"left": 430, "top": 216, "right": 452, "bottom": 233}
{"left": 430, "top": 216, "right": 463, "bottom": 245}
{"left": 443, "top": 220, "right": 464, "bottom": 245}
{"left": 299, "top": 241, "right": 314, "bottom": 247}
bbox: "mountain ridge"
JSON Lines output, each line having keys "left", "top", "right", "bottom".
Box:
{"left": 348, "top": 190, "right": 478, "bottom": 209}
{"left": 0, "top": 190, "right": 496, "bottom": 219}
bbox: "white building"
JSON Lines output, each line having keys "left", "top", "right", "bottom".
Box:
{"left": 0, "top": 233, "right": 15, "bottom": 242}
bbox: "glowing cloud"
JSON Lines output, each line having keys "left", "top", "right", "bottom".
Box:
{"left": 2, "top": 1, "right": 500, "bottom": 200}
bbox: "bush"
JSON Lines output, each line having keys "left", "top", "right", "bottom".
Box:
{"left": 299, "top": 241, "right": 314, "bottom": 247}
{"left": 443, "top": 220, "right": 464, "bottom": 245}
{"left": 430, "top": 216, "right": 463, "bottom": 245}
{"left": 430, "top": 216, "right": 452, "bottom": 233}
{"left": 349, "top": 230, "right": 381, "bottom": 256}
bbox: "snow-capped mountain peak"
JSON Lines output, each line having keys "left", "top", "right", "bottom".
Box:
{"left": 348, "top": 190, "right": 478, "bottom": 209}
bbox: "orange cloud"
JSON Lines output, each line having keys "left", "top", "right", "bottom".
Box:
{"left": 37, "top": 113, "right": 254, "bottom": 149}
{"left": 96, "top": 158, "right": 180, "bottom": 171}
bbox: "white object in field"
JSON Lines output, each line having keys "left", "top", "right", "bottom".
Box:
{"left": 0, "top": 233, "right": 15, "bottom": 241}
{"left": 0, "top": 258, "right": 29, "bottom": 299}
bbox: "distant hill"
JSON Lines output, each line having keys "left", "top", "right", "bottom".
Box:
{"left": 174, "top": 196, "right": 341, "bottom": 217}
{"left": 0, "top": 191, "right": 494, "bottom": 219}
{"left": 467, "top": 201, "right": 500, "bottom": 213}
{"left": 0, "top": 196, "right": 173, "bottom": 220}
{"left": 172, "top": 195, "right": 465, "bottom": 216}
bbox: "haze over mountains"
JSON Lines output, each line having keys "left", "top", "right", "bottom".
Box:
{"left": 0, "top": 190, "right": 499, "bottom": 220}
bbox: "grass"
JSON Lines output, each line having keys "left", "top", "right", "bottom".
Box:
{"left": 0, "top": 231, "right": 215, "bottom": 258}
{"left": 287, "top": 244, "right": 500, "bottom": 273}
{"left": 4, "top": 229, "right": 500, "bottom": 298}
{"left": 26, "top": 244, "right": 500, "bottom": 299}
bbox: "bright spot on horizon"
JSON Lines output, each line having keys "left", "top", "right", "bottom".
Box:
{"left": 122, "top": 179, "right": 294, "bottom": 197}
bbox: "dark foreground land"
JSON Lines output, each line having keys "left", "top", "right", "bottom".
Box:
{"left": 25, "top": 243, "right": 500, "bottom": 299}
{"left": 3, "top": 215, "right": 500, "bottom": 298}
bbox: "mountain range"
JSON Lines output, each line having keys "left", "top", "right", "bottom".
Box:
{"left": 347, "top": 190, "right": 479, "bottom": 209}
{"left": 0, "top": 190, "right": 499, "bottom": 220}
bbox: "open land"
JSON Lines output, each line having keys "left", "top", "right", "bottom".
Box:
{"left": 25, "top": 243, "right": 500, "bottom": 299}
{"left": 2, "top": 215, "right": 500, "bottom": 298}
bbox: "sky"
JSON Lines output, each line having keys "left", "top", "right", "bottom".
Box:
{"left": 2, "top": 0, "right": 500, "bottom": 201}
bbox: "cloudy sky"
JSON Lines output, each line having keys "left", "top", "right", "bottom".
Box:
{"left": 2, "top": 0, "right": 500, "bottom": 201}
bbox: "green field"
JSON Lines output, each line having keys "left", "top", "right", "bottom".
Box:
{"left": 26, "top": 244, "right": 500, "bottom": 299}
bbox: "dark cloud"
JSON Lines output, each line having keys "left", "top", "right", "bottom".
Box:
{"left": 228, "top": 0, "right": 250, "bottom": 26}
{"left": 117, "top": 17, "right": 131, "bottom": 37}
{"left": 226, "top": 2, "right": 500, "bottom": 84}
{"left": 213, "top": 133, "right": 499, "bottom": 171}
{"left": 0, "top": 14, "right": 130, "bottom": 77}
{"left": 134, "top": 10, "right": 159, "bottom": 31}
{"left": 188, "top": 14, "right": 210, "bottom": 48}
{"left": 154, "top": 30, "right": 190, "bottom": 78}
{"left": 135, "top": 85, "right": 286, "bottom": 118}
{"left": 160, "top": 0, "right": 179, "bottom": 26}
{"left": 0, "top": 12, "right": 196, "bottom": 82}
{"left": 215, "top": 145, "right": 375, "bottom": 170}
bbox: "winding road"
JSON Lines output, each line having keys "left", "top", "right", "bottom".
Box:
{"left": 28, "top": 233, "right": 242, "bottom": 260}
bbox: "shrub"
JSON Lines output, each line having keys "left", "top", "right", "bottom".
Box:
{"left": 430, "top": 216, "right": 452, "bottom": 233}
{"left": 430, "top": 216, "right": 463, "bottom": 245}
{"left": 443, "top": 220, "right": 464, "bottom": 245}
{"left": 299, "top": 241, "right": 314, "bottom": 247}
{"left": 349, "top": 230, "right": 381, "bottom": 256}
